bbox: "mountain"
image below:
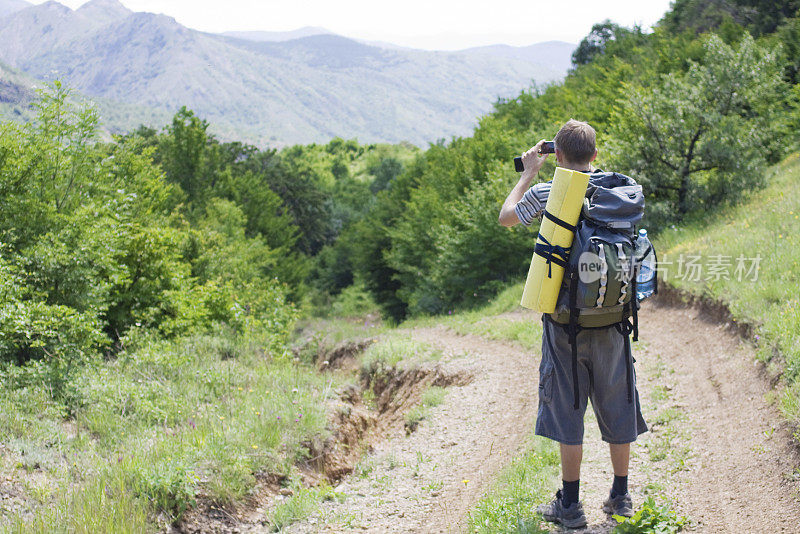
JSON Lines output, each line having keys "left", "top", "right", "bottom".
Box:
{"left": 459, "top": 41, "right": 577, "bottom": 79}
{"left": 0, "top": 1, "right": 576, "bottom": 146}
{"left": 222, "top": 27, "right": 413, "bottom": 51}
{"left": 0, "top": 60, "right": 34, "bottom": 105}
{"left": 0, "top": 0, "right": 29, "bottom": 19}
{"left": 221, "top": 26, "right": 333, "bottom": 42}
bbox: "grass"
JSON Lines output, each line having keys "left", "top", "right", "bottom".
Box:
{"left": 404, "top": 386, "right": 448, "bottom": 432}
{"left": 266, "top": 482, "right": 346, "bottom": 531}
{"left": 454, "top": 315, "right": 542, "bottom": 350}
{"left": 401, "top": 282, "right": 543, "bottom": 350}
{"left": 0, "top": 328, "right": 344, "bottom": 532}
{"left": 466, "top": 436, "right": 560, "bottom": 533}
{"left": 655, "top": 152, "right": 800, "bottom": 430}
{"left": 359, "top": 335, "right": 442, "bottom": 375}
{"left": 401, "top": 282, "right": 526, "bottom": 329}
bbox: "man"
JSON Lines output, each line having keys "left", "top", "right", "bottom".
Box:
{"left": 498, "top": 119, "right": 648, "bottom": 529}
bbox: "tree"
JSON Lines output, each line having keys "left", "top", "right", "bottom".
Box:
{"left": 369, "top": 156, "right": 403, "bottom": 193}
{"left": 158, "top": 107, "right": 212, "bottom": 203}
{"left": 607, "top": 34, "right": 784, "bottom": 227}
{"left": 659, "top": 0, "right": 800, "bottom": 37}
{"left": 572, "top": 21, "right": 629, "bottom": 66}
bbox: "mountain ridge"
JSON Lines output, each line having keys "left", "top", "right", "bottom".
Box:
{"left": 0, "top": 1, "right": 576, "bottom": 146}
{"left": 0, "top": 0, "right": 29, "bottom": 18}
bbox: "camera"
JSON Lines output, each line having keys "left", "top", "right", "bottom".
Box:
{"left": 514, "top": 141, "right": 555, "bottom": 172}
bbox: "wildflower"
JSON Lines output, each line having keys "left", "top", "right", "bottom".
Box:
{"left": 249, "top": 388, "right": 254, "bottom": 393}
{"left": 292, "top": 388, "right": 298, "bottom": 394}
{"left": 252, "top": 445, "right": 258, "bottom": 449}
{"left": 219, "top": 416, "right": 225, "bottom": 420}
{"left": 462, "top": 479, "right": 469, "bottom": 486}
{"left": 277, "top": 416, "right": 281, "bottom": 420}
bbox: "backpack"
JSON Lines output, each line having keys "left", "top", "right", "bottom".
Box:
{"left": 546, "top": 171, "right": 657, "bottom": 409}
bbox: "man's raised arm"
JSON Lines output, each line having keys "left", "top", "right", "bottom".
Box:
{"left": 498, "top": 140, "right": 549, "bottom": 227}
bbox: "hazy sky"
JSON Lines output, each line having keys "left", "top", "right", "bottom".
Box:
{"left": 31, "top": 0, "right": 675, "bottom": 49}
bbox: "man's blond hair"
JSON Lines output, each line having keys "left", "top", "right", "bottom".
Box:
{"left": 554, "top": 119, "right": 596, "bottom": 165}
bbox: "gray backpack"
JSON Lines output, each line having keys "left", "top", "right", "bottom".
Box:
{"left": 545, "top": 171, "right": 653, "bottom": 409}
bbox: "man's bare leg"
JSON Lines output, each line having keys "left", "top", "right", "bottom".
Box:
{"left": 609, "top": 443, "right": 630, "bottom": 476}
{"left": 561, "top": 443, "right": 583, "bottom": 481}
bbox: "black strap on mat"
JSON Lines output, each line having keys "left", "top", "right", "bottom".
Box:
{"left": 544, "top": 209, "right": 577, "bottom": 233}
{"left": 534, "top": 233, "right": 570, "bottom": 278}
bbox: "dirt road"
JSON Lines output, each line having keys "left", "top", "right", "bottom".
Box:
{"left": 271, "top": 296, "right": 800, "bottom": 532}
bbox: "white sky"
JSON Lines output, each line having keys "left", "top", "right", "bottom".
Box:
{"left": 31, "top": 0, "right": 675, "bottom": 49}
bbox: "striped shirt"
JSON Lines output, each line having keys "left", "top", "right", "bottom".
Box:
{"left": 514, "top": 182, "right": 552, "bottom": 227}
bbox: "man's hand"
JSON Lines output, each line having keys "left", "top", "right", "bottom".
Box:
{"left": 499, "top": 140, "right": 550, "bottom": 227}
{"left": 519, "top": 139, "right": 550, "bottom": 179}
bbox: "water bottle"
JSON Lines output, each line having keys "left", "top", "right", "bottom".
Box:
{"left": 635, "top": 229, "right": 656, "bottom": 300}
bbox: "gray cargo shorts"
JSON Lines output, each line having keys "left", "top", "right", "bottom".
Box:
{"left": 535, "top": 314, "right": 648, "bottom": 445}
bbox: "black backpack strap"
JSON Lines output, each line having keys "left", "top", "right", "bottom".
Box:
{"left": 653, "top": 247, "right": 659, "bottom": 296}
{"left": 614, "top": 320, "right": 634, "bottom": 404}
{"left": 631, "top": 276, "right": 639, "bottom": 342}
{"left": 567, "top": 270, "right": 581, "bottom": 410}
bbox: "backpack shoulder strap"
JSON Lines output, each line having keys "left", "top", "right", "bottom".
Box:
{"left": 567, "top": 269, "right": 581, "bottom": 410}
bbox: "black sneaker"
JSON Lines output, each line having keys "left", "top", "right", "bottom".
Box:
{"left": 602, "top": 491, "right": 634, "bottom": 517}
{"left": 536, "top": 490, "right": 588, "bottom": 529}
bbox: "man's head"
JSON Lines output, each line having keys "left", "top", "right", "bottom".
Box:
{"left": 553, "top": 119, "right": 597, "bottom": 170}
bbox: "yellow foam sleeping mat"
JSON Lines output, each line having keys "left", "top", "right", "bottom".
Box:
{"left": 520, "top": 167, "right": 589, "bottom": 313}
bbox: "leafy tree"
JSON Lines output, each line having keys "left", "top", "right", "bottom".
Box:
{"left": 158, "top": 107, "right": 213, "bottom": 204}
{"left": 660, "top": 0, "right": 800, "bottom": 37}
{"left": 415, "top": 169, "right": 533, "bottom": 314}
{"left": 369, "top": 156, "right": 403, "bottom": 193}
{"left": 572, "top": 21, "right": 631, "bottom": 66}
{"left": 607, "top": 34, "right": 785, "bottom": 227}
